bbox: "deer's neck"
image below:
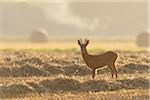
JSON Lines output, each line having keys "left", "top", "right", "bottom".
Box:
{"left": 81, "top": 49, "right": 90, "bottom": 61}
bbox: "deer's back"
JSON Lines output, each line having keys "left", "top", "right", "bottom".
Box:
{"left": 83, "top": 51, "right": 118, "bottom": 69}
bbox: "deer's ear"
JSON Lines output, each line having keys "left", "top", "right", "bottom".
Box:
{"left": 85, "top": 40, "right": 89, "bottom": 46}
{"left": 78, "top": 40, "right": 81, "bottom": 45}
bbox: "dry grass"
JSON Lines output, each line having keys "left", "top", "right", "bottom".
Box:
{"left": 0, "top": 50, "right": 149, "bottom": 99}
{"left": 1, "top": 40, "right": 148, "bottom": 51}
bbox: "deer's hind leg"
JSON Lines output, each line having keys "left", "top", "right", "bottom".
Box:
{"left": 111, "top": 63, "right": 117, "bottom": 78}
{"left": 107, "top": 65, "right": 114, "bottom": 77}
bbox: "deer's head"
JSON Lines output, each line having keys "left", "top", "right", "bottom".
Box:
{"left": 78, "top": 39, "right": 89, "bottom": 53}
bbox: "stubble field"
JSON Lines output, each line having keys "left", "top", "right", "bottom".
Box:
{"left": 0, "top": 49, "right": 149, "bottom": 99}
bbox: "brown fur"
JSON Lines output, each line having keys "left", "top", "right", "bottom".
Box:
{"left": 78, "top": 39, "right": 118, "bottom": 79}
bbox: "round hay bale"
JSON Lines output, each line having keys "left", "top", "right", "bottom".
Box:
{"left": 30, "top": 28, "right": 49, "bottom": 43}
{"left": 136, "top": 32, "right": 150, "bottom": 47}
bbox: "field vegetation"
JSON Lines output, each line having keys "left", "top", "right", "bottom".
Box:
{"left": 0, "top": 40, "right": 149, "bottom": 99}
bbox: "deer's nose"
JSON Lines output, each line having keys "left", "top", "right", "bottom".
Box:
{"left": 81, "top": 47, "right": 84, "bottom": 52}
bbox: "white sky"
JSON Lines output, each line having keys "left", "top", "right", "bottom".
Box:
{"left": 148, "top": 0, "right": 150, "bottom": 32}
{"left": 40, "top": 1, "right": 99, "bottom": 31}
{"left": 0, "top": 0, "right": 147, "bottom": 2}
{"left": 0, "top": 0, "right": 148, "bottom": 36}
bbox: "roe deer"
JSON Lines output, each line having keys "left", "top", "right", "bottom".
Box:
{"left": 78, "top": 39, "right": 118, "bottom": 79}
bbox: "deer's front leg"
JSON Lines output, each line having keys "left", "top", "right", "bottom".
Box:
{"left": 92, "top": 69, "right": 96, "bottom": 79}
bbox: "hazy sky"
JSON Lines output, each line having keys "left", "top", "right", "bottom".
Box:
{"left": 42, "top": 1, "right": 99, "bottom": 31}
{"left": 0, "top": 0, "right": 148, "bottom": 39}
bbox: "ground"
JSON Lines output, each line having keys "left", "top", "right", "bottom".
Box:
{"left": 0, "top": 50, "right": 149, "bottom": 99}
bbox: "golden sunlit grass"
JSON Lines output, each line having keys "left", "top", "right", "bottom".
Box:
{"left": 0, "top": 40, "right": 149, "bottom": 52}
{"left": 0, "top": 50, "right": 149, "bottom": 99}
{"left": 19, "top": 89, "right": 149, "bottom": 100}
